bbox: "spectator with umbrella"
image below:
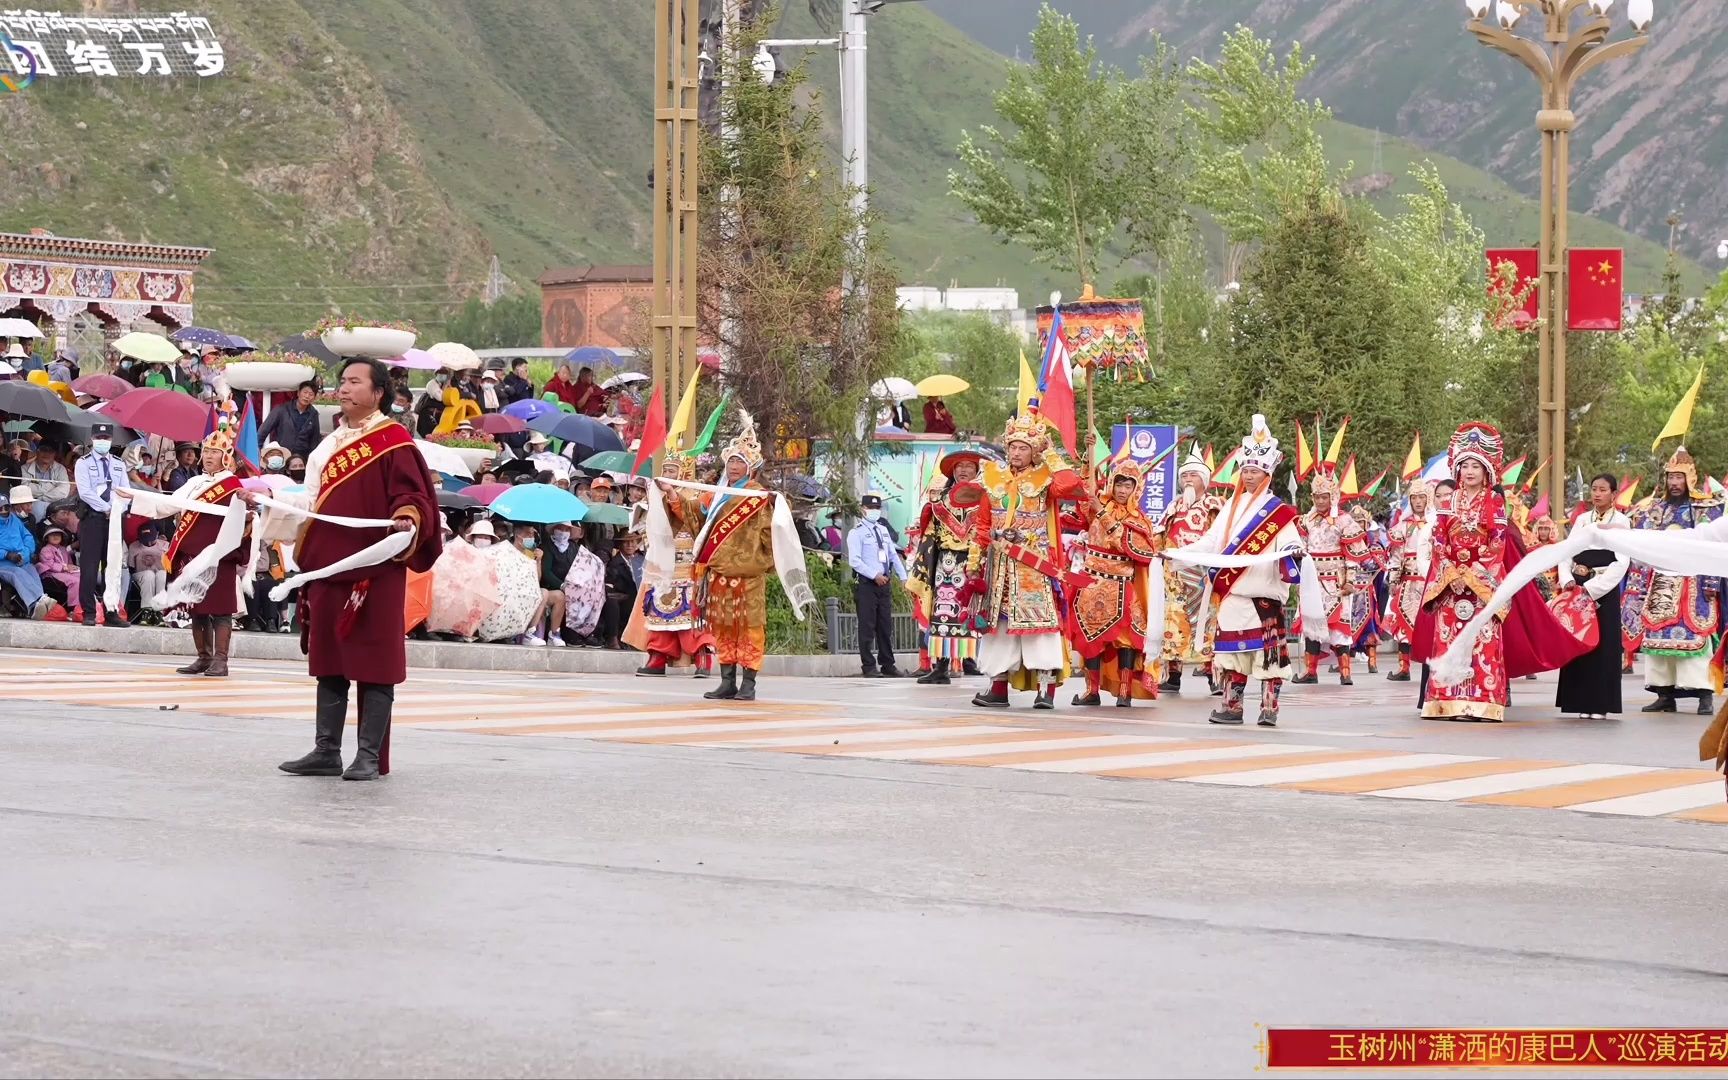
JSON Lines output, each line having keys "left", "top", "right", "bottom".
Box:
{"left": 258, "top": 380, "right": 322, "bottom": 460}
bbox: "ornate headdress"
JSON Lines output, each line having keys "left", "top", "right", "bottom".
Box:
{"left": 1309, "top": 462, "right": 1340, "bottom": 498}
{"left": 1178, "top": 447, "right": 1210, "bottom": 480}
{"left": 1000, "top": 412, "right": 1050, "bottom": 454}
{"left": 1662, "top": 445, "right": 1699, "bottom": 493}
{"left": 721, "top": 412, "right": 764, "bottom": 473}
{"left": 1107, "top": 458, "right": 1145, "bottom": 488}
{"left": 658, "top": 451, "right": 695, "bottom": 481}
{"left": 202, "top": 420, "right": 236, "bottom": 464}
{"left": 1447, "top": 421, "right": 1504, "bottom": 482}
{"left": 1406, "top": 479, "right": 1434, "bottom": 501}
{"left": 1238, "top": 414, "right": 1281, "bottom": 473}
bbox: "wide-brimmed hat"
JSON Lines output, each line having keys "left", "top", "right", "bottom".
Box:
{"left": 8, "top": 484, "right": 34, "bottom": 506}
{"left": 949, "top": 480, "right": 985, "bottom": 507}
{"left": 466, "top": 520, "right": 497, "bottom": 540}
{"left": 526, "top": 431, "right": 549, "bottom": 445}
{"left": 938, "top": 450, "right": 983, "bottom": 479}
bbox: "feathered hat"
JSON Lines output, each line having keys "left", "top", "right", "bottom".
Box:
{"left": 1447, "top": 421, "right": 1504, "bottom": 482}
{"left": 1177, "top": 446, "right": 1210, "bottom": 480}
{"left": 1239, "top": 414, "right": 1281, "bottom": 473}
{"left": 202, "top": 418, "right": 236, "bottom": 463}
{"left": 1310, "top": 462, "right": 1341, "bottom": 497}
{"left": 1662, "top": 445, "right": 1700, "bottom": 493}
{"left": 1000, "top": 412, "right": 1049, "bottom": 453}
{"left": 721, "top": 411, "right": 764, "bottom": 472}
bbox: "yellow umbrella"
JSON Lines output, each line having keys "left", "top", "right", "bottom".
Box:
{"left": 915, "top": 373, "right": 970, "bottom": 397}
{"left": 112, "top": 331, "right": 182, "bottom": 366}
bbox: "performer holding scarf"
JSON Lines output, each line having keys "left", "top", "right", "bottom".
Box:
{"left": 1174, "top": 415, "right": 1302, "bottom": 728}
{"left": 907, "top": 449, "right": 991, "bottom": 686}
{"left": 1067, "top": 459, "right": 1159, "bottom": 707}
{"left": 630, "top": 452, "right": 715, "bottom": 678}
{"left": 693, "top": 416, "right": 776, "bottom": 702}
{"left": 1158, "top": 449, "right": 1221, "bottom": 695}
{"left": 1384, "top": 480, "right": 1436, "bottom": 683}
{"left": 1294, "top": 464, "right": 1371, "bottom": 685}
{"left": 163, "top": 422, "right": 250, "bottom": 677}
{"left": 263, "top": 357, "right": 442, "bottom": 780}
{"left": 971, "top": 414, "right": 1086, "bottom": 710}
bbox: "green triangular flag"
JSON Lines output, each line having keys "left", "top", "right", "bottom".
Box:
{"left": 1091, "top": 432, "right": 1110, "bottom": 466}
{"left": 688, "top": 391, "right": 732, "bottom": 454}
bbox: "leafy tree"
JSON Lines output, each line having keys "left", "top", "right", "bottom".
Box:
{"left": 948, "top": 3, "right": 1188, "bottom": 286}
{"left": 699, "top": 7, "right": 901, "bottom": 489}
{"left": 894, "top": 312, "right": 1023, "bottom": 439}
{"left": 444, "top": 293, "right": 544, "bottom": 350}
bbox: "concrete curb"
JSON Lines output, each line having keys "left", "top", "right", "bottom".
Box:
{"left": 0, "top": 620, "right": 917, "bottom": 677}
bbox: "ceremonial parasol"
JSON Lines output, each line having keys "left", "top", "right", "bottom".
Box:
{"left": 427, "top": 540, "right": 503, "bottom": 637}
{"left": 1036, "top": 285, "right": 1150, "bottom": 499}
{"left": 502, "top": 398, "right": 558, "bottom": 422}
{"left": 490, "top": 483, "right": 588, "bottom": 525}
{"left": 914, "top": 374, "right": 970, "bottom": 398}
{"left": 112, "top": 332, "right": 183, "bottom": 367}
{"left": 70, "top": 373, "right": 133, "bottom": 401}
{"left": 101, "top": 388, "right": 213, "bottom": 441}
{"left": 473, "top": 413, "right": 526, "bottom": 436}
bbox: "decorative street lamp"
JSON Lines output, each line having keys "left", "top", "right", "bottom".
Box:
{"left": 1465, "top": 0, "right": 1652, "bottom": 511}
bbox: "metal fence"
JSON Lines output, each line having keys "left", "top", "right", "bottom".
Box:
{"left": 824, "top": 597, "right": 922, "bottom": 655}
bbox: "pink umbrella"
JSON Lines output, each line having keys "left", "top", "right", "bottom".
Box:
{"left": 102, "top": 388, "right": 213, "bottom": 441}
{"left": 473, "top": 413, "right": 526, "bottom": 435}
{"left": 70, "top": 373, "right": 133, "bottom": 401}
{"left": 463, "top": 482, "right": 512, "bottom": 505}
{"left": 384, "top": 348, "right": 445, "bottom": 371}
{"left": 241, "top": 474, "right": 295, "bottom": 493}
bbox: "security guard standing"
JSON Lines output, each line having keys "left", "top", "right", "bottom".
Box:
{"left": 74, "top": 421, "right": 130, "bottom": 626}
{"left": 847, "top": 492, "right": 908, "bottom": 677}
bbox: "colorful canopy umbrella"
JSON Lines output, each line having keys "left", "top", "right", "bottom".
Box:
{"left": 70, "top": 373, "right": 133, "bottom": 401}
{"left": 915, "top": 374, "right": 970, "bottom": 397}
{"left": 489, "top": 482, "right": 588, "bottom": 525}
{"left": 100, "top": 387, "right": 212, "bottom": 441}
{"left": 473, "top": 413, "right": 526, "bottom": 435}
{"left": 428, "top": 540, "right": 503, "bottom": 637}
{"left": 112, "top": 332, "right": 182, "bottom": 366}
{"left": 502, "top": 398, "right": 558, "bottom": 422}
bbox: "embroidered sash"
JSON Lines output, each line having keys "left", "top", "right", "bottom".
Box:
{"left": 164, "top": 474, "right": 244, "bottom": 573}
{"left": 695, "top": 488, "right": 772, "bottom": 567}
{"left": 312, "top": 422, "right": 414, "bottom": 514}
{"left": 1210, "top": 499, "right": 1297, "bottom": 600}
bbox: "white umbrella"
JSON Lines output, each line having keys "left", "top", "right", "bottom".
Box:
{"left": 0, "top": 317, "right": 43, "bottom": 339}
{"left": 870, "top": 377, "right": 919, "bottom": 403}
{"left": 427, "top": 341, "right": 483, "bottom": 371}
{"left": 601, "top": 371, "right": 650, "bottom": 390}
{"left": 414, "top": 439, "right": 475, "bottom": 479}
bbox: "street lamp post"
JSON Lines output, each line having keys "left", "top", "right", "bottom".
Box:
{"left": 1464, "top": 0, "right": 1652, "bottom": 512}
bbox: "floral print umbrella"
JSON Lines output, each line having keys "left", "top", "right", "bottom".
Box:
{"left": 427, "top": 540, "right": 503, "bottom": 637}
{"left": 561, "top": 544, "right": 608, "bottom": 637}
{"left": 476, "top": 543, "right": 543, "bottom": 642}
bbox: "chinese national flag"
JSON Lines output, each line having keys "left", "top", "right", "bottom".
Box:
{"left": 1568, "top": 248, "right": 1623, "bottom": 331}
{"left": 1486, "top": 248, "right": 1540, "bottom": 330}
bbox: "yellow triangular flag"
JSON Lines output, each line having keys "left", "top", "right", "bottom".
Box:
{"left": 1653, "top": 365, "right": 1705, "bottom": 452}
{"left": 1401, "top": 432, "right": 1423, "bottom": 481}
{"left": 666, "top": 366, "right": 702, "bottom": 449}
{"left": 1017, "top": 348, "right": 1038, "bottom": 415}
{"left": 1324, "top": 415, "right": 1351, "bottom": 465}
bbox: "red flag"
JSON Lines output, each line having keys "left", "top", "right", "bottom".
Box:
{"left": 1568, "top": 248, "right": 1623, "bottom": 331}
{"left": 1486, "top": 248, "right": 1540, "bottom": 330}
{"left": 631, "top": 383, "right": 668, "bottom": 476}
{"left": 1037, "top": 310, "right": 1077, "bottom": 456}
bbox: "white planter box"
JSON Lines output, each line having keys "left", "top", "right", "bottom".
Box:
{"left": 223, "top": 361, "right": 317, "bottom": 393}
{"left": 320, "top": 327, "right": 415, "bottom": 359}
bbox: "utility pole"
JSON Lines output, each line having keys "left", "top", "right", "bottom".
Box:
{"left": 483, "top": 255, "right": 507, "bottom": 305}
{"left": 652, "top": 0, "right": 702, "bottom": 426}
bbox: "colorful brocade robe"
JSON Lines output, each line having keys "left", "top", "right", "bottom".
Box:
{"left": 1621, "top": 496, "right": 1725, "bottom": 659}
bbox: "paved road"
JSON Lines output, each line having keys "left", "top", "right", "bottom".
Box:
{"left": 5, "top": 648, "right": 1726, "bottom": 1078}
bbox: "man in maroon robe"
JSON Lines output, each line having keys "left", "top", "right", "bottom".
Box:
{"left": 164, "top": 423, "right": 250, "bottom": 677}
{"left": 264, "top": 357, "right": 442, "bottom": 781}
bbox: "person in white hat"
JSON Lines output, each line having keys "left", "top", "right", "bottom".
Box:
{"left": 525, "top": 431, "right": 572, "bottom": 479}
{"left": 478, "top": 368, "right": 502, "bottom": 414}
{"left": 464, "top": 519, "right": 497, "bottom": 548}
{"left": 0, "top": 484, "right": 52, "bottom": 617}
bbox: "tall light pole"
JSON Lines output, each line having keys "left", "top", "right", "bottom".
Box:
{"left": 1464, "top": 0, "right": 1652, "bottom": 512}
{"left": 652, "top": 0, "right": 702, "bottom": 431}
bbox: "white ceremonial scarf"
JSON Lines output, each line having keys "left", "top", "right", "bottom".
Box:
{"left": 107, "top": 477, "right": 249, "bottom": 612}
{"left": 651, "top": 476, "right": 814, "bottom": 620}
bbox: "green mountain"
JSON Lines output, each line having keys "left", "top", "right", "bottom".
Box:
{"left": 928, "top": 0, "right": 1722, "bottom": 289}
{"left": 0, "top": 0, "right": 1705, "bottom": 349}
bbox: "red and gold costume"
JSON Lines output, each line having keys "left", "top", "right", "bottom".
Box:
{"left": 693, "top": 419, "right": 775, "bottom": 700}
{"left": 631, "top": 453, "right": 715, "bottom": 676}
{"left": 161, "top": 423, "right": 250, "bottom": 677}
{"left": 1158, "top": 449, "right": 1221, "bottom": 691}
{"left": 1295, "top": 464, "right": 1371, "bottom": 684}
{"left": 1066, "top": 460, "right": 1160, "bottom": 706}
{"left": 906, "top": 450, "right": 992, "bottom": 681}
{"left": 971, "top": 414, "right": 1087, "bottom": 708}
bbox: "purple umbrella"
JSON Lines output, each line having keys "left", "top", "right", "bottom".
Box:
{"left": 384, "top": 348, "right": 445, "bottom": 371}
{"left": 502, "top": 398, "right": 558, "bottom": 421}
{"left": 562, "top": 345, "right": 617, "bottom": 368}
{"left": 169, "top": 326, "right": 228, "bottom": 349}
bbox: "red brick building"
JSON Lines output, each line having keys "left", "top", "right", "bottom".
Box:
{"left": 537, "top": 264, "right": 651, "bottom": 350}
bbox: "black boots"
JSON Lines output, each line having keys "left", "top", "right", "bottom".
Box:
{"left": 971, "top": 679, "right": 1010, "bottom": 708}
{"left": 735, "top": 669, "right": 758, "bottom": 702}
{"left": 279, "top": 676, "right": 348, "bottom": 776}
{"left": 1159, "top": 663, "right": 1181, "bottom": 694}
{"left": 342, "top": 684, "right": 394, "bottom": 781}
{"left": 1642, "top": 690, "right": 1677, "bottom": 713}
{"left": 177, "top": 616, "right": 212, "bottom": 675}
{"left": 205, "top": 620, "right": 232, "bottom": 677}
{"left": 704, "top": 664, "right": 739, "bottom": 700}
{"left": 1699, "top": 693, "right": 1715, "bottom": 716}
{"left": 916, "top": 659, "right": 951, "bottom": 685}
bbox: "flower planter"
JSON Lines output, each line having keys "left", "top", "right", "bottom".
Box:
{"left": 320, "top": 326, "right": 416, "bottom": 359}
{"left": 223, "top": 361, "right": 318, "bottom": 393}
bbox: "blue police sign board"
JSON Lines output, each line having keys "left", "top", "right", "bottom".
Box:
{"left": 1111, "top": 423, "right": 1180, "bottom": 519}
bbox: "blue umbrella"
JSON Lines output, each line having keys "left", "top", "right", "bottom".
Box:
{"left": 221, "top": 333, "right": 255, "bottom": 352}
{"left": 562, "top": 345, "right": 617, "bottom": 368}
{"left": 502, "top": 398, "right": 559, "bottom": 422}
{"left": 526, "top": 412, "right": 624, "bottom": 455}
{"left": 489, "top": 483, "right": 589, "bottom": 525}
{"left": 169, "top": 326, "right": 228, "bottom": 348}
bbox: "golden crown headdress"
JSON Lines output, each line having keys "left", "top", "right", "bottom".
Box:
{"left": 1663, "top": 445, "right": 1700, "bottom": 491}
{"left": 1000, "top": 413, "right": 1049, "bottom": 453}
{"left": 658, "top": 451, "right": 695, "bottom": 482}
{"left": 721, "top": 411, "right": 764, "bottom": 472}
{"left": 1448, "top": 421, "right": 1504, "bottom": 481}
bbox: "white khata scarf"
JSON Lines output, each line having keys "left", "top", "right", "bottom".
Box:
{"left": 650, "top": 477, "right": 814, "bottom": 620}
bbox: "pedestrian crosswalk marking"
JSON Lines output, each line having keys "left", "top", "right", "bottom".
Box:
{"left": 10, "top": 654, "right": 1727, "bottom": 827}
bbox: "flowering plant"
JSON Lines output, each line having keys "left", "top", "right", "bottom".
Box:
{"left": 309, "top": 315, "right": 418, "bottom": 337}
{"left": 427, "top": 431, "right": 497, "bottom": 450}
{"left": 229, "top": 349, "right": 316, "bottom": 369}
